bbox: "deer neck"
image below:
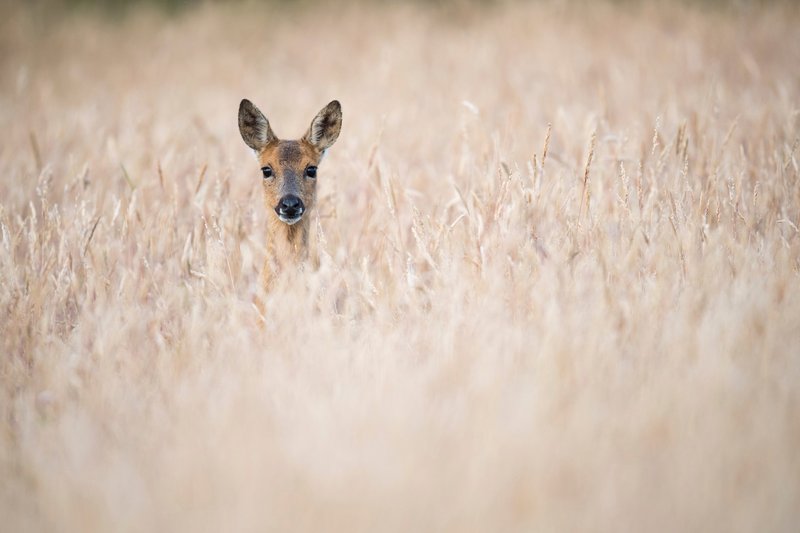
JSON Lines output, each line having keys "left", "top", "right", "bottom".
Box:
{"left": 265, "top": 215, "right": 310, "bottom": 267}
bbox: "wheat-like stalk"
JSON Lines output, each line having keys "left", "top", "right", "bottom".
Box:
{"left": 1, "top": 2, "right": 799, "bottom": 532}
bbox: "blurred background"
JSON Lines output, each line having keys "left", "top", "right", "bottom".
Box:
{"left": 1, "top": 0, "right": 799, "bottom": 532}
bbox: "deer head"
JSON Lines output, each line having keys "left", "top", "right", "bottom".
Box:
{"left": 238, "top": 99, "right": 342, "bottom": 226}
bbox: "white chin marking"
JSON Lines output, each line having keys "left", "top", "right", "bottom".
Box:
{"left": 279, "top": 214, "right": 303, "bottom": 225}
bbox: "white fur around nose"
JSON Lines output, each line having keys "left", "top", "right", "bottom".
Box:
{"left": 278, "top": 213, "right": 304, "bottom": 225}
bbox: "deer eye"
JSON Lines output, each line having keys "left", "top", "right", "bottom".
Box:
{"left": 261, "top": 166, "right": 273, "bottom": 179}
{"left": 305, "top": 166, "right": 317, "bottom": 179}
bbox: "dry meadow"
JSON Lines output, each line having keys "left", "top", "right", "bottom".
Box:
{"left": 1, "top": 1, "right": 799, "bottom": 531}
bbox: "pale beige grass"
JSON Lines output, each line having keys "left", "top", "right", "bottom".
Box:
{"left": 1, "top": 1, "right": 799, "bottom": 532}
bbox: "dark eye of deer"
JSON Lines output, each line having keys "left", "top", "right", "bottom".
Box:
{"left": 261, "top": 166, "right": 273, "bottom": 179}
{"left": 306, "top": 166, "right": 317, "bottom": 179}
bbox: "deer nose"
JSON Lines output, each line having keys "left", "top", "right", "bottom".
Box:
{"left": 276, "top": 195, "right": 304, "bottom": 219}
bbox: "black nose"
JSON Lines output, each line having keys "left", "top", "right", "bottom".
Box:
{"left": 276, "top": 195, "right": 304, "bottom": 219}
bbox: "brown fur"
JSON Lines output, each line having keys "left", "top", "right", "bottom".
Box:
{"left": 258, "top": 139, "right": 320, "bottom": 290}
{"left": 238, "top": 99, "right": 342, "bottom": 291}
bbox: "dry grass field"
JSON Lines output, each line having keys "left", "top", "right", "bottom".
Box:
{"left": 1, "top": 0, "right": 799, "bottom": 531}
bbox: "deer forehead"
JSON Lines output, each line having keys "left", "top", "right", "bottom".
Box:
{"left": 259, "top": 140, "right": 318, "bottom": 171}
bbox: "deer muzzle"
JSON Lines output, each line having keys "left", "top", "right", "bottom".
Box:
{"left": 275, "top": 194, "right": 305, "bottom": 225}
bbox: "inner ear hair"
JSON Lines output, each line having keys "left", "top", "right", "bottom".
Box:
{"left": 239, "top": 99, "right": 275, "bottom": 151}
{"left": 305, "top": 100, "right": 342, "bottom": 151}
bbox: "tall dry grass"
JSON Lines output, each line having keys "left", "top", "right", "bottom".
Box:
{"left": 1, "top": 1, "right": 799, "bottom": 531}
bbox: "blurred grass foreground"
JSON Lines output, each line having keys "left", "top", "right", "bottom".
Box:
{"left": 1, "top": 0, "right": 799, "bottom": 532}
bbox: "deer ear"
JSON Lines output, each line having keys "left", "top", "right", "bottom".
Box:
{"left": 238, "top": 99, "right": 275, "bottom": 151}
{"left": 304, "top": 100, "right": 342, "bottom": 151}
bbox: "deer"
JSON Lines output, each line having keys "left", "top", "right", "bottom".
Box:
{"left": 238, "top": 99, "right": 342, "bottom": 291}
